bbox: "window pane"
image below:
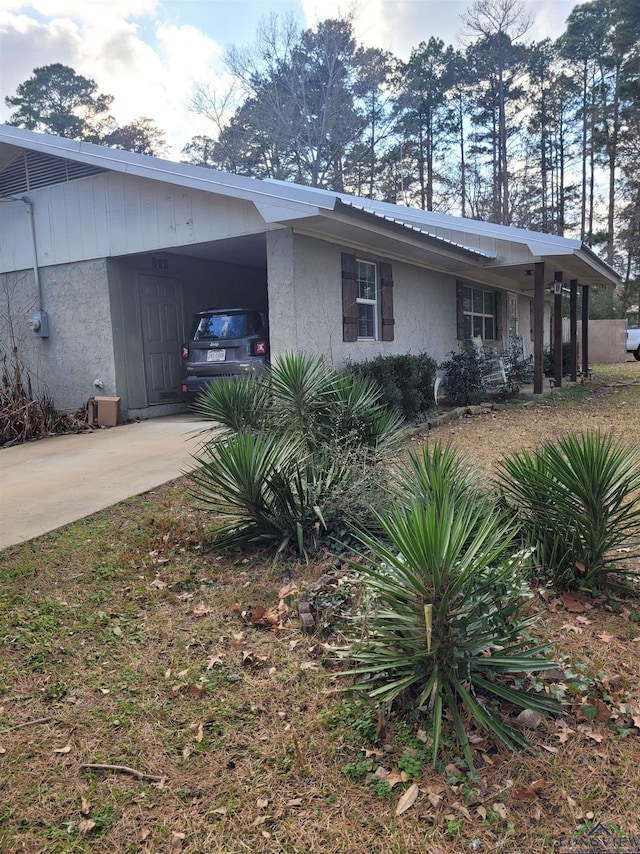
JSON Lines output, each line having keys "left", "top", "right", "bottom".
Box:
{"left": 358, "top": 304, "right": 375, "bottom": 338}
{"left": 194, "top": 312, "right": 261, "bottom": 340}
{"left": 357, "top": 261, "right": 376, "bottom": 301}
{"left": 463, "top": 287, "right": 472, "bottom": 312}
{"left": 484, "top": 291, "right": 494, "bottom": 314}
{"left": 484, "top": 317, "right": 495, "bottom": 339}
{"left": 463, "top": 316, "right": 472, "bottom": 338}
{"left": 473, "top": 316, "right": 483, "bottom": 338}
{"left": 473, "top": 289, "right": 483, "bottom": 313}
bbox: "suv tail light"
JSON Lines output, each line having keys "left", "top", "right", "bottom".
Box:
{"left": 180, "top": 344, "right": 189, "bottom": 359}
{"left": 252, "top": 340, "right": 267, "bottom": 356}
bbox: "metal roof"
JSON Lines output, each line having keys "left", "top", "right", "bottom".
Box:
{"left": 0, "top": 124, "right": 620, "bottom": 285}
{"left": 335, "top": 199, "right": 497, "bottom": 260}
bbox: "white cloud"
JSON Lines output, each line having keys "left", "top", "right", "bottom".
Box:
{"left": 301, "top": 0, "right": 473, "bottom": 59}
{"left": 0, "top": 0, "right": 157, "bottom": 20}
{"left": 528, "top": 1, "right": 578, "bottom": 42}
{"left": 0, "top": 0, "right": 584, "bottom": 160}
{"left": 0, "top": 14, "right": 82, "bottom": 103}
{"left": 0, "top": 7, "right": 226, "bottom": 156}
{"left": 301, "top": 0, "right": 581, "bottom": 58}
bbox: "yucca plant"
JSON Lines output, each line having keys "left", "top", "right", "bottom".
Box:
{"left": 394, "top": 442, "right": 482, "bottom": 508}
{"left": 188, "top": 431, "right": 361, "bottom": 556}
{"left": 497, "top": 432, "right": 640, "bottom": 591}
{"left": 341, "top": 494, "right": 560, "bottom": 770}
{"left": 267, "top": 351, "right": 337, "bottom": 445}
{"left": 192, "top": 352, "right": 404, "bottom": 453}
{"left": 324, "top": 371, "right": 405, "bottom": 452}
{"left": 188, "top": 354, "right": 404, "bottom": 556}
{"left": 190, "top": 375, "right": 270, "bottom": 435}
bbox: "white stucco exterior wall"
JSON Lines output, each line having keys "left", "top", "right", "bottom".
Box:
{"left": 267, "top": 232, "right": 463, "bottom": 367}
{"left": 0, "top": 258, "right": 116, "bottom": 411}
{"left": 266, "top": 229, "right": 298, "bottom": 360}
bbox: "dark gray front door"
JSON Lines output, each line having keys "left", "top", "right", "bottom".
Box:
{"left": 138, "top": 275, "right": 183, "bottom": 404}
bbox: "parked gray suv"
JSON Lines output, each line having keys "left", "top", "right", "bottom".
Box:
{"left": 180, "top": 308, "right": 269, "bottom": 399}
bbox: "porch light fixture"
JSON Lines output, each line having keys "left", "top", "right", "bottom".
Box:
{"left": 548, "top": 279, "right": 563, "bottom": 295}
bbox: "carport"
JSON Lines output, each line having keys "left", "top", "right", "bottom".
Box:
{"left": 106, "top": 234, "right": 268, "bottom": 418}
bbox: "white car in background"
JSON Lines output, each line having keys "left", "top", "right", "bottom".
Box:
{"left": 626, "top": 327, "right": 640, "bottom": 361}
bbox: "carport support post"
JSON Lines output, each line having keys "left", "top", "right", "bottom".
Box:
{"left": 533, "top": 262, "right": 545, "bottom": 394}
{"left": 582, "top": 285, "right": 590, "bottom": 375}
{"left": 554, "top": 270, "right": 564, "bottom": 388}
{"left": 569, "top": 279, "right": 578, "bottom": 382}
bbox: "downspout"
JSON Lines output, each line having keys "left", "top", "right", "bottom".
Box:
{"left": 21, "top": 196, "right": 43, "bottom": 312}
{"left": 17, "top": 195, "right": 48, "bottom": 337}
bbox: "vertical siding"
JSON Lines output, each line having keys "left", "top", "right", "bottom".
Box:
{"left": 0, "top": 171, "right": 268, "bottom": 274}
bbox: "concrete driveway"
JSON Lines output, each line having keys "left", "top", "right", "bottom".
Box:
{"left": 0, "top": 416, "right": 214, "bottom": 550}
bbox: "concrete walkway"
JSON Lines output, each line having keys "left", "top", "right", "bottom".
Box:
{"left": 0, "top": 416, "right": 214, "bottom": 550}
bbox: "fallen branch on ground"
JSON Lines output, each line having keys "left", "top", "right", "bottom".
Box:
{"left": 0, "top": 716, "right": 54, "bottom": 733}
{"left": 81, "top": 763, "right": 166, "bottom": 783}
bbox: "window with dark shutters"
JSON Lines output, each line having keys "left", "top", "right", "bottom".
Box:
{"left": 342, "top": 253, "right": 394, "bottom": 342}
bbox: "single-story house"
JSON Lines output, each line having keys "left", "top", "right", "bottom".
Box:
{"left": 0, "top": 125, "right": 619, "bottom": 420}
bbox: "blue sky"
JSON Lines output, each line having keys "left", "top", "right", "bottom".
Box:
{"left": 0, "top": 0, "right": 582, "bottom": 157}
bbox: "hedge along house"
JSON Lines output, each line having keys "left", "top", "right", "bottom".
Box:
{"left": 0, "top": 125, "right": 619, "bottom": 420}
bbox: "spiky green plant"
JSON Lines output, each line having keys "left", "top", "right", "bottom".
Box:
{"left": 188, "top": 353, "right": 403, "bottom": 556}
{"left": 395, "top": 442, "right": 481, "bottom": 508}
{"left": 267, "top": 351, "right": 336, "bottom": 443}
{"left": 341, "top": 494, "right": 559, "bottom": 770}
{"left": 190, "top": 375, "right": 270, "bottom": 435}
{"left": 188, "top": 432, "right": 362, "bottom": 556}
{"left": 497, "top": 432, "right": 640, "bottom": 591}
{"left": 324, "top": 371, "right": 405, "bottom": 452}
{"left": 192, "top": 352, "right": 404, "bottom": 453}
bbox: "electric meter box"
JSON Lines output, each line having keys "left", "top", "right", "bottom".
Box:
{"left": 29, "top": 310, "right": 49, "bottom": 338}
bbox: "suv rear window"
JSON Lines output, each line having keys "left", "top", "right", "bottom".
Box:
{"left": 193, "top": 312, "right": 263, "bottom": 341}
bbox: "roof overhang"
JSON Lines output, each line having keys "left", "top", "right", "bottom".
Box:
{"left": 0, "top": 125, "right": 331, "bottom": 220}
{"left": 332, "top": 198, "right": 621, "bottom": 287}
{"left": 0, "top": 125, "right": 623, "bottom": 288}
{"left": 282, "top": 201, "right": 495, "bottom": 273}
{"left": 452, "top": 251, "right": 620, "bottom": 292}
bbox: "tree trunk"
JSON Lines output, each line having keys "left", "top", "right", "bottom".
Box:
{"left": 458, "top": 95, "right": 466, "bottom": 218}
{"left": 580, "top": 62, "right": 588, "bottom": 241}
{"left": 418, "top": 119, "right": 426, "bottom": 210}
{"left": 606, "top": 60, "right": 620, "bottom": 265}
{"left": 426, "top": 108, "right": 434, "bottom": 211}
{"left": 498, "top": 70, "right": 509, "bottom": 223}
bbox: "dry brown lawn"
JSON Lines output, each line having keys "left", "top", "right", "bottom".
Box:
{"left": 0, "top": 363, "right": 639, "bottom": 853}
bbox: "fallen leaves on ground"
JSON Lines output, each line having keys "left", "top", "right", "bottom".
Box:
{"left": 395, "top": 783, "right": 419, "bottom": 816}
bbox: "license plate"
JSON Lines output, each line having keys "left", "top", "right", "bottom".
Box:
{"left": 207, "top": 349, "right": 226, "bottom": 362}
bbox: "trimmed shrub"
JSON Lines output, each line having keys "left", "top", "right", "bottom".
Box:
{"left": 347, "top": 353, "right": 437, "bottom": 422}
{"left": 439, "top": 339, "right": 491, "bottom": 405}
